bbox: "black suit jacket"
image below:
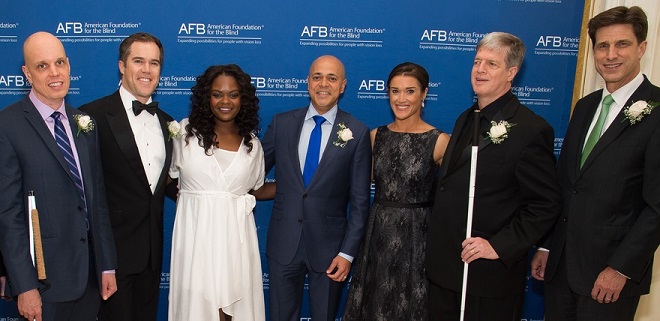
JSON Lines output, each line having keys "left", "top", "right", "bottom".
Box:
{"left": 0, "top": 96, "right": 117, "bottom": 301}
{"left": 426, "top": 94, "right": 561, "bottom": 297}
{"left": 545, "top": 77, "right": 660, "bottom": 297}
{"left": 79, "top": 91, "right": 173, "bottom": 274}
{"left": 0, "top": 252, "right": 6, "bottom": 277}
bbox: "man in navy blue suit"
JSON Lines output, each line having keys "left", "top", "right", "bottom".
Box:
{"left": 261, "top": 55, "right": 372, "bottom": 321}
{"left": 0, "top": 31, "right": 117, "bottom": 321}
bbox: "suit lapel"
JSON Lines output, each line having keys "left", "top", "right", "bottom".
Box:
{"left": 479, "top": 96, "right": 519, "bottom": 154}
{"left": 21, "top": 99, "right": 73, "bottom": 180}
{"left": 290, "top": 108, "right": 307, "bottom": 188}
{"left": 68, "top": 107, "right": 93, "bottom": 199}
{"left": 153, "top": 109, "right": 173, "bottom": 194}
{"left": 313, "top": 110, "right": 345, "bottom": 183}
{"left": 443, "top": 96, "right": 520, "bottom": 178}
{"left": 441, "top": 108, "right": 470, "bottom": 178}
{"left": 105, "top": 93, "right": 151, "bottom": 188}
{"left": 578, "top": 81, "right": 653, "bottom": 174}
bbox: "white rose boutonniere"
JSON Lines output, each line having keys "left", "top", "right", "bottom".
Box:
{"left": 73, "top": 114, "right": 94, "bottom": 137}
{"left": 167, "top": 120, "right": 182, "bottom": 141}
{"left": 486, "top": 120, "right": 516, "bottom": 144}
{"left": 623, "top": 100, "right": 659, "bottom": 125}
{"left": 333, "top": 123, "right": 354, "bottom": 148}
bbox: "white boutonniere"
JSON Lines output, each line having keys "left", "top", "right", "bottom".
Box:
{"left": 167, "top": 120, "right": 182, "bottom": 141}
{"left": 486, "top": 120, "right": 516, "bottom": 144}
{"left": 332, "top": 123, "right": 354, "bottom": 148}
{"left": 622, "top": 100, "right": 659, "bottom": 125}
{"left": 73, "top": 114, "right": 94, "bottom": 137}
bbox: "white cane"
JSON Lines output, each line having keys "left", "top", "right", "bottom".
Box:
{"left": 460, "top": 109, "right": 480, "bottom": 321}
{"left": 28, "top": 191, "right": 36, "bottom": 266}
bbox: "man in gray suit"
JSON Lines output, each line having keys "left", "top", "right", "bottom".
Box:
{"left": 261, "top": 55, "right": 371, "bottom": 321}
{"left": 532, "top": 6, "right": 660, "bottom": 321}
{"left": 0, "top": 32, "right": 117, "bottom": 321}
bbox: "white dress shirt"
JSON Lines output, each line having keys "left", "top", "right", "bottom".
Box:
{"left": 119, "top": 86, "right": 166, "bottom": 193}
{"left": 298, "top": 104, "right": 338, "bottom": 173}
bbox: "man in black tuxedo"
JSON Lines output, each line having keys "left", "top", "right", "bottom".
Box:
{"left": 0, "top": 31, "right": 117, "bottom": 321}
{"left": 79, "top": 32, "right": 173, "bottom": 321}
{"left": 531, "top": 6, "right": 660, "bottom": 321}
{"left": 425, "top": 32, "right": 561, "bottom": 321}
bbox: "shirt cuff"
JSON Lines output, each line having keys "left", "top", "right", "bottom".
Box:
{"left": 615, "top": 270, "right": 630, "bottom": 279}
{"left": 537, "top": 247, "right": 550, "bottom": 252}
{"left": 102, "top": 270, "right": 115, "bottom": 274}
{"left": 338, "top": 252, "right": 354, "bottom": 263}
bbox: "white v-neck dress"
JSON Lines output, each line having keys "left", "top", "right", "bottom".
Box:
{"left": 168, "top": 118, "right": 265, "bottom": 321}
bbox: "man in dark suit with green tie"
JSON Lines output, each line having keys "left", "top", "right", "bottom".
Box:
{"left": 532, "top": 6, "right": 660, "bottom": 321}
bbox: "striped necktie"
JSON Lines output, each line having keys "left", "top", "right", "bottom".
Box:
{"left": 51, "top": 111, "right": 86, "bottom": 204}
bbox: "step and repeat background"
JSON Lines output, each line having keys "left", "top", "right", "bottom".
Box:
{"left": 1, "top": 0, "right": 584, "bottom": 319}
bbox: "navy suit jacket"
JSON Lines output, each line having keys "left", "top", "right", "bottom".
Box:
{"left": 79, "top": 91, "right": 173, "bottom": 274}
{"left": 545, "top": 77, "right": 660, "bottom": 297}
{"left": 262, "top": 107, "right": 371, "bottom": 272}
{"left": 0, "top": 96, "right": 117, "bottom": 302}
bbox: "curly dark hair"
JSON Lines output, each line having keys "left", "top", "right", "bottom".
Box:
{"left": 186, "top": 64, "right": 260, "bottom": 154}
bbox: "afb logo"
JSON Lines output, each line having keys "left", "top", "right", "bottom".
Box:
{"left": 251, "top": 77, "right": 266, "bottom": 89}
{"left": 0, "top": 75, "right": 26, "bottom": 87}
{"left": 301, "top": 26, "right": 327, "bottom": 38}
{"left": 536, "top": 35, "right": 562, "bottom": 47}
{"left": 420, "top": 29, "right": 447, "bottom": 42}
{"left": 179, "top": 23, "right": 206, "bottom": 35}
{"left": 358, "top": 79, "right": 385, "bottom": 92}
{"left": 56, "top": 22, "right": 83, "bottom": 34}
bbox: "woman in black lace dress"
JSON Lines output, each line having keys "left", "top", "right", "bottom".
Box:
{"left": 343, "top": 62, "right": 450, "bottom": 320}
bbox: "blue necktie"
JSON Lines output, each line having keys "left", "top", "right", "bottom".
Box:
{"left": 303, "top": 115, "right": 326, "bottom": 187}
{"left": 51, "top": 112, "right": 86, "bottom": 206}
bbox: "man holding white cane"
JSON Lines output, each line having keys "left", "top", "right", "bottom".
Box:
{"left": 425, "top": 32, "right": 561, "bottom": 321}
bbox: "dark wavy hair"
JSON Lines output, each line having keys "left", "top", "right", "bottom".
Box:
{"left": 186, "top": 64, "right": 260, "bottom": 155}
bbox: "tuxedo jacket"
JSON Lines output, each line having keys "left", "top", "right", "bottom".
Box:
{"left": 0, "top": 96, "right": 117, "bottom": 301}
{"left": 261, "top": 107, "right": 372, "bottom": 272}
{"left": 545, "top": 77, "right": 660, "bottom": 297}
{"left": 79, "top": 91, "right": 173, "bottom": 274}
{"left": 426, "top": 94, "right": 561, "bottom": 297}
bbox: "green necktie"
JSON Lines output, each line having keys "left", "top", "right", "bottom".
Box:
{"left": 580, "top": 94, "right": 614, "bottom": 168}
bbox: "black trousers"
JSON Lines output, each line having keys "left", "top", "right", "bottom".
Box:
{"left": 544, "top": 253, "right": 639, "bottom": 321}
{"left": 428, "top": 281, "right": 523, "bottom": 321}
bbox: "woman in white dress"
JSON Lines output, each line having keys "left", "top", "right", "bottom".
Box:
{"left": 168, "top": 64, "right": 268, "bottom": 321}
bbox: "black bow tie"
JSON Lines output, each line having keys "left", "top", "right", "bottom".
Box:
{"left": 132, "top": 100, "right": 158, "bottom": 116}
